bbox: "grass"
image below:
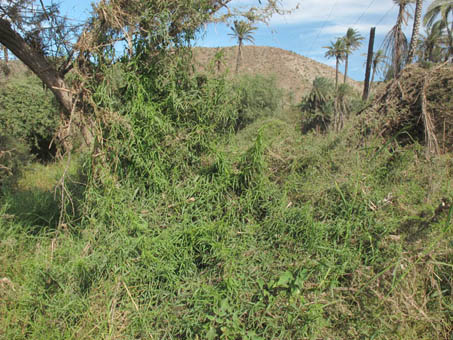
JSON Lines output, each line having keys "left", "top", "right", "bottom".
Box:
{"left": 1, "top": 91, "right": 452, "bottom": 339}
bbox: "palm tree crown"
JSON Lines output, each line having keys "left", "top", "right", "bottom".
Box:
{"left": 344, "top": 28, "right": 364, "bottom": 52}
{"left": 324, "top": 38, "right": 347, "bottom": 60}
{"left": 424, "top": 0, "right": 453, "bottom": 60}
{"left": 372, "top": 49, "right": 387, "bottom": 72}
{"left": 324, "top": 38, "right": 347, "bottom": 89}
{"left": 370, "top": 49, "right": 387, "bottom": 91}
{"left": 420, "top": 20, "right": 447, "bottom": 61}
{"left": 228, "top": 20, "right": 257, "bottom": 73}
{"left": 228, "top": 20, "right": 257, "bottom": 45}
{"left": 424, "top": 0, "right": 453, "bottom": 28}
{"left": 343, "top": 28, "right": 364, "bottom": 83}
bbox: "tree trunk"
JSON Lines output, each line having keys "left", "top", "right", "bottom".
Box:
{"left": 394, "top": 5, "right": 405, "bottom": 77}
{"left": 427, "top": 42, "right": 433, "bottom": 62}
{"left": 125, "top": 26, "right": 134, "bottom": 57}
{"left": 0, "top": 18, "right": 72, "bottom": 115}
{"left": 335, "top": 57, "right": 339, "bottom": 89}
{"left": 2, "top": 45, "right": 8, "bottom": 64}
{"left": 235, "top": 39, "right": 242, "bottom": 74}
{"left": 344, "top": 54, "right": 349, "bottom": 84}
{"left": 407, "top": 0, "right": 423, "bottom": 64}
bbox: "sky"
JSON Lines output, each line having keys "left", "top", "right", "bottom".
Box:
{"left": 54, "top": 0, "right": 425, "bottom": 81}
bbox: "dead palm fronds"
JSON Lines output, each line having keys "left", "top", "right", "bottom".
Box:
{"left": 363, "top": 63, "right": 453, "bottom": 156}
{"left": 382, "top": 0, "right": 415, "bottom": 78}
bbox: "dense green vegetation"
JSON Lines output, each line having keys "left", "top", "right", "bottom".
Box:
{"left": 1, "top": 54, "right": 452, "bottom": 339}
{"left": 0, "top": 70, "right": 60, "bottom": 185}
{"left": 0, "top": 1, "right": 452, "bottom": 339}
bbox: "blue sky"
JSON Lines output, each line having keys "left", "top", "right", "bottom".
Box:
{"left": 54, "top": 0, "right": 424, "bottom": 81}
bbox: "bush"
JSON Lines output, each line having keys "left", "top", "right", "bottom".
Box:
{"left": 234, "top": 74, "right": 284, "bottom": 130}
{"left": 300, "top": 77, "right": 335, "bottom": 133}
{"left": 88, "top": 51, "right": 242, "bottom": 188}
{"left": 0, "top": 134, "right": 30, "bottom": 187}
{"left": 0, "top": 75, "right": 60, "bottom": 162}
{"left": 301, "top": 78, "right": 364, "bottom": 133}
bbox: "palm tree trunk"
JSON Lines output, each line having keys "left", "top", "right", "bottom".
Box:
{"left": 344, "top": 54, "right": 349, "bottom": 84}
{"left": 335, "top": 57, "right": 339, "bottom": 89}
{"left": 394, "top": 5, "right": 405, "bottom": 77}
{"left": 407, "top": 0, "right": 423, "bottom": 64}
{"left": 235, "top": 39, "right": 242, "bottom": 74}
{"left": 427, "top": 41, "right": 433, "bottom": 62}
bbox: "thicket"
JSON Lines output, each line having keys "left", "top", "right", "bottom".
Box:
{"left": 234, "top": 74, "right": 283, "bottom": 130}
{"left": 0, "top": 75, "right": 60, "bottom": 185}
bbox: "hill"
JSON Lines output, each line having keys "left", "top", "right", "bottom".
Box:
{"left": 193, "top": 45, "right": 363, "bottom": 103}
{"left": 0, "top": 60, "right": 28, "bottom": 84}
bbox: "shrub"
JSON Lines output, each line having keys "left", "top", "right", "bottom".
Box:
{"left": 0, "top": 75, "right": 60, "bottom": 185}
{"left": 301, "top": 78, "right": 364, "bottom": 133}
{"left": 0, "top": 134, "right": 30, "bottom": 187}
{"left": 0, "top": 75, "right": 60, "bottom": 161}
{"left": 88, "top": 51, "right": 242, "bottom": 188}
{"left": 234, "top": 74, "right": 284, "bottom": 130}
{"left": 300, "top": 77, "right": 335, "bottom": 133}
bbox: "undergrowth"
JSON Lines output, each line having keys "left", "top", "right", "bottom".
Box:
{"left": 1, "top": 53, "right": 452, "bottom": 339}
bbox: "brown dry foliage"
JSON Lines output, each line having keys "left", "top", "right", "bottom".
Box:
{"left": 364, "top": 63, "right": 453, "bottom": 155}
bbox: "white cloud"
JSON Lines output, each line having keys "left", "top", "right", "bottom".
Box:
{"left": 270, "top": 0, "right": 398, "bottom": 25}
{"left": 322, "top": 23, "right": 394, "bottom": 35}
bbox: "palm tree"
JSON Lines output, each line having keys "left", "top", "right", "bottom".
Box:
{"left": 407, "top": 0, "right": 424, "bottom": 64}
{"left": 343, "top": 28, "right": 364, "bottom": 83}
{"left": 419, "top": 21, "right": 446, "bottom": 61}
{"left": 370, "top": 50, "right": 387, "bottom": 92}
{"left": 324, "top": 38, "right": 346, "bottom": 89}
{"left": 334, "top": 83, "right": 354, "bottom": 131}
{"left": 228, "top": 20, "right": 257, "bottom": 74}
{"left": 383, "top": 0, "right": 415, "bottom": 78}
{"left": 423, "top": 0, "right": 453, "bottom": 61}
{"left": 214, "top": 47, "right": 225, "bottom": 73}
{"left": 301, "top": 77, "right": 335, "bottom": 133}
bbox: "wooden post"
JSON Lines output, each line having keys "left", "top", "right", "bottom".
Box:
{"left": 363, "top": 27, "right": 376, "bottom": 101}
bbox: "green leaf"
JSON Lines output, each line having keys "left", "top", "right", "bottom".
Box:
{"left": 220, "top": 298, "right": 230, "bottom": 313}
{"left": 257, "top": 278, "right": 265, "bottom": 290}
{"left": 274, "top": 271, "right": 294, "bottom": 288}
{"left": 206, "top": 327, "right": 217, "bottom": 340}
